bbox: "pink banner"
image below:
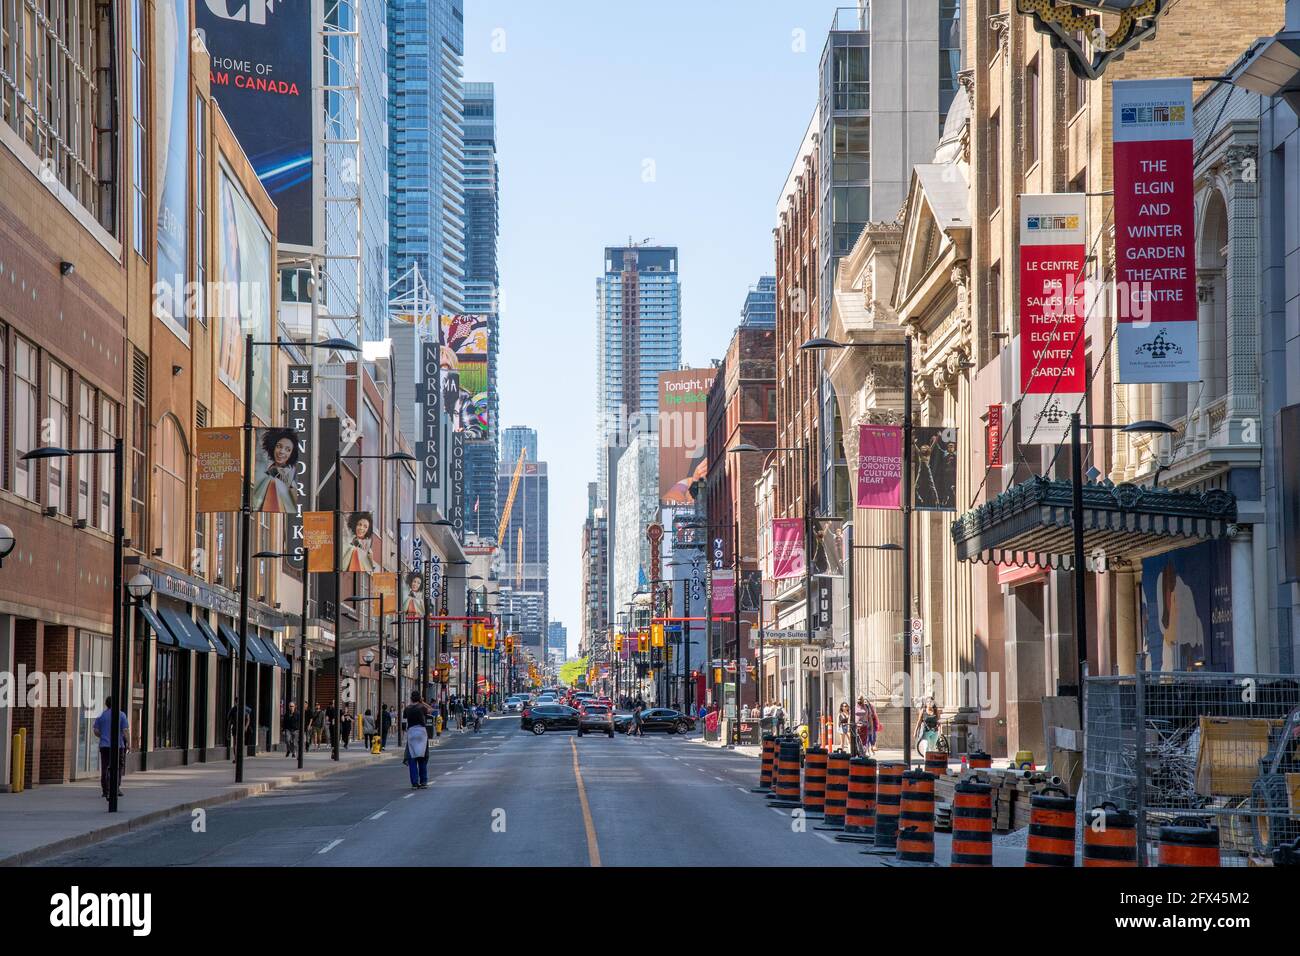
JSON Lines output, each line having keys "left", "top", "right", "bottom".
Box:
{"left": 856, "top": 424, "right": 903, "bottom": 510}
{"left": 711, "top": 574, "right": 735, "bottom": 614}
{"left": 772, "top": 518, "right": 806, "bottom": 581}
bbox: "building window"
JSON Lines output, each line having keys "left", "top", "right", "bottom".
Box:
{"left": 154, "top": 417, "right": 188, "bottom": 568}
{"left": 131, "top": 350, "right": 148, "bottom": 546}
{"left": 988, "top": 111, "right": 1001, "bottom": 213}
{"left": 832, "top": 45, "right": 869, "bottom": 111}
{"left": 1026, "top": 56, "right": 1040, "bottom": 170}
{"left": 989, "top": 262, "right": 1003, "bottom": 343}
{"left": 47, "top": 361, "right": 69, "bottom": 512}
{"left": 153, "top": 644, "right": 180, "bottom": 749}
{"left": 832, "top": 117, "right": 870, "bottom": 181}
{"left": 939, "top": 0, "right": 962, "bottom": 125}
{"left": 77, "top": 382, "right": 95, "bottom": 521}
{"left": 98, "top": 398, "right": 116, "bottom": 532}
{"left": 13, "top": 337, "right": 38, "bottom": 500}
{"left": 130, "top": 0, "right": 148, "bottom": 256}
{"left": 193, "top": 95, "right": 207, "bottom": 325}
{"left": 1067, "top": 34, "right": 1087, "bottom": 118}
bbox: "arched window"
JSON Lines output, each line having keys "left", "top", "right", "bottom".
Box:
{"left": 1198, "top": 190, "right": 1230, "bottom": 403}
{"left": 153, "top": 415, "right": 189, "bottom": 568}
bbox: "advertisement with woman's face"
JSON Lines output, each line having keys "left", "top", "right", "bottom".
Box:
{"left": 251, "top": 428, "right": 300, "bottom": 514}
{"left": 340, "top": 511, "right": 377, "bottom": 574}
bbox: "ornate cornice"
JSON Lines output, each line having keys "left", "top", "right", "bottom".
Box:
{"left": 988, "top": 12, "right": 1011, "bottom": 57}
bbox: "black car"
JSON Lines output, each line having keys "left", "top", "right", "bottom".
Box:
{"left": 577, "top": 704, "right": 615, "bottom": 738}
{"left": 520, "top": 703, "right": 579, "bottom": 735}
{"left": 615, "top": 708, "right": 695, "bottom": 735}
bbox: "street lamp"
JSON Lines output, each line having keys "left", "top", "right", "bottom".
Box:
{"left": 24, "top": 441, "right": 127, "bottom": 809}
{"left": 843, "top": 534, "right": 901, "bottom": 754}
{"left": 0, "top": 524, "right": 14, "bottom": 567}
{"left": 254, "top": 548, "right": 310, "bottom": 768}
{"left": 1070, "top": 416, "right": 1173, "bottom": 721}
{"left": 802, "top": 333, "right": 915, "bottom": 766}
{"left": 398, "top": 516, "right": 453, "bottom": 709}
{"left": 346, "top": 592, "right": 384, "bottom": 742}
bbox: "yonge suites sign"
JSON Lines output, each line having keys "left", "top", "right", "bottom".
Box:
{"left": 1113, "top": 77, "right": 1197, "bottom": 383}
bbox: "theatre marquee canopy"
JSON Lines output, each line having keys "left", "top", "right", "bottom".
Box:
{"left": 950, "top": 477, "right": 1237, "bottom": 570}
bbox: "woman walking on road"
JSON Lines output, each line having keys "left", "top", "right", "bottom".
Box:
{"left": 403, "top": 692, "right": 431, "bottom": 789}
{"left": 362, "top": 709, "right": 377, "bottom": 751}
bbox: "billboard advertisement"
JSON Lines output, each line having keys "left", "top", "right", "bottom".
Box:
{"left": 657, "top": 369, "right": 711, "bottom": 506}
{"left": 419, "top": 339, "right": 441, "bottom": 492}
{"left": 1113, "top": 78, "right": 1197, "bottom": 382}
{"left": 911, "top": 427, "right": 959, "bottom": 512}
{"left": 1019, "top": 193, "right": 1087, "bottom": 444}
{"left": 215, "top": 165, "right": 275, "bottom": 422}
{"left": 196, "top": 0, "right": 317, "bottom": 249}
{"left": 153, "top": 0, "right": 190, "bottom": 332}
{"left": 440, "top": 314, "right": 490, "bottom": 440}
{"left": 1141, "top": 540, "right": 1232, "bottom": 672}
{"left": 856, "top": 424, "right": 902, "bottom": 510}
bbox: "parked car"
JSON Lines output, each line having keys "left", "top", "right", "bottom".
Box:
{"left": 520, "top": 703, "right": 579, "bottom": 735}
{"left": 615, "top": 708, "right": 695, "bottom": 735}
{"left": 577, "top": 704, "right": 615, "bottom": 738}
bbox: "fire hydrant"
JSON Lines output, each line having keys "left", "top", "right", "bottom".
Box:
{"left": 371, "top": 734, "right": 381, "bottom": 755}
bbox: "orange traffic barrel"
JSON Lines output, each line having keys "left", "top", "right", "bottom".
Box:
{"left": 924, "top": 749, "right": 949, "bottom": 778}
{"left": 967, "top": 751, "right": 992, "bottom": 770}
{"left": 802, "top": 747, "right": 828, "bottom": 816}
{"left": 1158, "top": 820, "right": 1220, "bottom": 868}
{"left": 951, "top": 780, "right": 993, "bottom": 867}
{"left": 872, "top": 762, "right": 905, "bottom": 850}
{"left": 770, "top": 738, "right": 803, "bottom": 808}
{"left": 897, "top": 770, "right": 937, "bottom": 864}
{"left": 755, "top": 734, "right": 776, "bottom": 792}
{"left": 839, "top": 757, "right": 877, "bottom": 843}
{"left": 818, "top": 751, "right": 850, "bottom": 829}
{"left": 1082, "top": 803, "right": 1138, "bottom": 867}
{"left": 1026, "top": 787, "right": 1076, "bottom": 867}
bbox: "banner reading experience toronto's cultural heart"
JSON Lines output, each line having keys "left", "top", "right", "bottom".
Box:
{"left": 1019, "top": 193, "right": 1087, "bottom": 445}
{"left": 857, "top": 424, "right": 903, "bottom": 509}
{"left": 1113, "top": 78, "right": 1197, "bottom": 382}
{"left": 772, "top": 518, "right": 807, "bottom": 580}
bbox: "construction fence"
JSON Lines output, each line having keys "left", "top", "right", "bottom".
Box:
{"left": 1085, "top": 671, "right": 1300, "bottom": 866}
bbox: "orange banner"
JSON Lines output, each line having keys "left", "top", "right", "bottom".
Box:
{"left": 195, "top": 428, "right": 242, "bottom": 512}
{"left": 303, "top": 512, "right": 334, "bottom": 573}
{"left": 372, "top": 572, "right": 397, "bottom": 617}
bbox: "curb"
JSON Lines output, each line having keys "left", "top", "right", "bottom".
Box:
{"left": 1, "top": 749, "right": 406, "bottom": 868}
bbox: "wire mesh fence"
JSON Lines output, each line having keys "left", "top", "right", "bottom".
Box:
{"left": 1085, "top": 672, "right": 1300, "bottom": 866}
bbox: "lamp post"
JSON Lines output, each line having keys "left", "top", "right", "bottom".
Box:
{"left": 253, "top": 549, "right": 310, "bottom": 768}
{"left": 843, "top": 530, "right": 901, "bottom": 754}
{"left": 1069, "top": 416, "right": 1173, "bottom": 722}
{"left": 0, "top": 524, "right": 14, "bottom": 567}
{"left": 346, "top": 593, "right": 384, "bottom": 737}
{"left": 23, "top": 442, "right": 129, "bottom": 810}
{"left": 399, "top": 517, "right": 454, "bottom": 708}
{"left": 801, "top": 334, "right": 914, "bottom": 765}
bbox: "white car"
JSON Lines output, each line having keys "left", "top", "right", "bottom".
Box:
{"left": 504, "top": 695, "right": 528, "bottom": 713}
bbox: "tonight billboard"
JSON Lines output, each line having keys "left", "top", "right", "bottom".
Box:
{"left": 657, "top": 368, "right": 711, "bottom": 506}
{"left": 197, "top": 0, "right": 317, "bottom": 250}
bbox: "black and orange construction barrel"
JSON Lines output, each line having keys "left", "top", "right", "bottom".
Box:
{"left": 868, "top": 761, "right": 905, "bottom": 852}
{"left": 753, "top": 734, "right": 776, "bottom": 792}
{"left": 816, "top": 751, "right": 850, "bottom": 830}
{"left": 802, "top": 747, "right": 828, "bottom": 816}
{"left": 1158, "top": 819, "right": 1220, "bottom": 867}
{"left": 924, "top": 748, "right": 949, "bottom": 779}
{"left": 838, "top": 757, "right": 877, "bottom": 844}
{"left": 967, "top": 751, "right": 992, "bottom": 770}
{"left": 951, "top": 780, "right": 993, "bottom": 867}
{"left": 1025, "top": 787, "right": 1076, "bottom": 867}
{"left": 896, "top": 770, "right": 937, "bottom": 864}
{"left": 769, "top": 738, "right": 803, "bottom": 808}
{"left": 1082, "top": 803, "right": 1138, "bottom": 867}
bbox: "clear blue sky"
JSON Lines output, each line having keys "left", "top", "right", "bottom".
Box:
{"left": 463, "top": 1, "right": 842, "bottom": 655}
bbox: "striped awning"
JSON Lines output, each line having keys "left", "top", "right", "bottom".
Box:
{"left": 950, "top": 477, "right": 1237, "bottom": 570}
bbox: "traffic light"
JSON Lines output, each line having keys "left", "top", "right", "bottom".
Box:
{"left": 637, "top": 630, "right": 649, "bottom": 653}
{"left": 614, "top": 634, "right": 623, "bottom": 653}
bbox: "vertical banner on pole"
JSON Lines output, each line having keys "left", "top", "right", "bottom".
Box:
{"left": 986, "top": 404, "right": 1004, "bottom": 469}
{"left": 1113, "top": 77, "right": 1197, "bottom": 382}
{"left": 373, "top": 572, "right": 397, "bottom": 618}
{"left": 1019, "top": 193, "right": 1088, "bottom": 444}
{"left": 303, "top": 512, "right": 335, "bottom": 573}
{"left": 195, "top": 427, "right": 244, "bottom": 512}
{"left": 771, "top": 518, "right": 807, "bottom": 580}
{"left": 285, "top": 364, "right": 312, "bottom": 568}
{"left": 856, "top": 423, "right": 903, "bottom": 510}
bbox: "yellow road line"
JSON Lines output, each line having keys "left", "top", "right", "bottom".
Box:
{"left": 570, "top": 738, "right": 602, "bottom": 867}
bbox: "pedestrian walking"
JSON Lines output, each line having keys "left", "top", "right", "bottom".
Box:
{"left": 341, "top": 705, "right": 354, "bottom": 749}
{"left": 838, "top": 701, "right": 851, "bottom": 751}
{"left": 283, "top": 701, "right": 300, "bottom": 758}
{"left": 855, "top": 696, "right": 880, "bottom": 756}
{"left": 774, "top": 702, "right": 786, "bottom": 737}
{"left": 227, "top": 702, "right": 251, "bottom": 760}
{"left": 93, "top": 696, "right": 129, "bottom": 799}
{"left": 310, "top": 705, "right": 327, "bottom": 750}
{"left": 380, "top": 704, "right": 393, "bottom": 750}
{"left": 362, "top": 708, "right": 377, "bottom": 751}
{"left": 403, "top": 691, "right": 431, "bottom": 789}
{"left": 632, "top": 702, "right": 644, "bottom": 738}
{"left": 326, "top": 701, "right": 339, "bottom": 750}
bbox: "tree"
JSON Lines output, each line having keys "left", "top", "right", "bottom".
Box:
{"left": 558, "top": 656, "right": 589, "bottom": 687}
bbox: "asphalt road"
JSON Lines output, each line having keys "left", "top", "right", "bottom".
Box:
{"left": 44, "top": 716, "right": 881, "bottom": 867}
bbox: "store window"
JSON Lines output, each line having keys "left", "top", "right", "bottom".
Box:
{"left": 46, "top": 361, "right": 70, "bottom": 512}
{"left": 13, "top": 337, "right": 38, "bottom": 500}
{"left": 98, "top": 398, "right": 116, "bottom": 532}
{"left": 74, "top": 631, "right": 111, "bottom": 775}
{"left": 77, "top": 382, "right": 95, "bottom": 520}
{"left": 154, "top": 645, "right": 181, "bottom": 749}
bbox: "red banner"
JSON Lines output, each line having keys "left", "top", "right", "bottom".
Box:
{"left": 856, "top": 424, "right": 903, "bottom": 509}
{"left": 772, "top": 518, "right": 806, "bottom": 580}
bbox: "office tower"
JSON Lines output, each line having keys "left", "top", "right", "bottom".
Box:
{"left": 548, "top": 622, "right": 568, "bottom": 660}
{"left": 500, "top": 588, "right": 546, "bottom": 653}
{"left": 501, "top": 426, "right": 538, "bottom": 468}
{"left": 497, "top": 451, "right": 549, "bottom": 650}
{"left": 463, "top": 81, "right": 500, "bottom": 541}
{"left": 580, "top": 482, "right": 610, "bottom": 658}
{"left": 741, "top": 276, "right": 777, "bottom": 328}
{"left": 595, "top": 244, "right": 682, "bottom": 505}
{"left": 611, "top": 432, "right": 659, "bottom": 615}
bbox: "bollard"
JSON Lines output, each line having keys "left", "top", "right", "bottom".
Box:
{"left": 1026, "top": 787, "right": 1076, "bottom": 867}
{"left": 770, "top": 738, "right": 803, "bottom": 808}
{"left": 867, "top": 761, "right": 905, "bottom": 853}
{"left": 896, "top": 770, "right": 937, "bottom": 864}
{"left": 802, "top": 747, "right": 828, "bottom": 817}
{"left": 966, "top": 750, "right": 992, "bottom": 770}
{"left": 839, "top": 757, "right": 877, "bottom": 844}
{"left": 924, "top": 749, "right": 949, "bottom": 779}
{"left": 1158, "top": 820, "right": 1220, "bottom": 867}
{"left": 1082, "top": 803, "right": 1138, "bottom": 867}
{"left": 11, "top": 728, "right": 26, "bottom": 794}
{"left": 753, "top": 734, "right": 776, "bottom": 793}
{"left": 951, "top": 780, "right": 993, "bottom": 866}
{"left": 816, "top": 751, "right": 850, "bottom": 830}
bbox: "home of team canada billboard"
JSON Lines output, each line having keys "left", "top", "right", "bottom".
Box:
{"left": 658, "top": 369, "right": 712, "bottom": 506}
{"left": 197, "top": 0, "right": 316, "bottom": 249}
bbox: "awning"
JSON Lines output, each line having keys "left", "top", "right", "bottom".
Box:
{"left": 138, "top": 606, "right": 177, "bottom": 645}
{"left": 266, "top": 639, "right": 292, "bottom": 670}
{"left": 194, "top": 616, "right": 228, "bottom": 657}
{"left": 219, "top": 623, "right": 276, "bottom": 666}
{"left": 950, "top": 477, "right": 1238, "bottom": 570}
{"left": 158, "top": 607, "right": 213, "bottom": 653}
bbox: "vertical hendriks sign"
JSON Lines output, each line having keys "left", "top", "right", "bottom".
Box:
{"left": 419, "top": 340, "right": 441, "bottom": 495}
{"left": 1113, "top": 77, "right": 1197, "bottom": 382}
{"left": 285, "top": 364, "right": 313, "bottom": 569}
{"left": 1019, "top": 193, "right": 1087, "bottom": 445}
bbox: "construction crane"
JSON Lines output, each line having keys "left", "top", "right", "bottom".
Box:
{"left": 496, "top": 447, "right": 527, "bottom": 546}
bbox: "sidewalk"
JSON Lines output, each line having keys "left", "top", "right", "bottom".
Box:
{"left": 0, "top": 735, "right": 452, "bottom": 866}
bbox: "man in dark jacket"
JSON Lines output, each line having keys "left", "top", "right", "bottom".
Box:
{"left": 282, "top": 702, "right": 300, "bottom": 758}
{"left": 380, "top": 703, "right": 394, "bottom": 750}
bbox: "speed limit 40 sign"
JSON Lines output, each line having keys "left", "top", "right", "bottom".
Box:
{"left": 800, "top": 646, "right": 821, "bottom": 673}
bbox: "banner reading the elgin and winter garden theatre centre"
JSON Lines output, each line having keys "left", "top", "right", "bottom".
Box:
{"left": 1114, "top": 78, "right": 1197, "bottom": 382}
{"left": 856, "top": 424, "right": 903, "bottom": 510}
{"left": 1019, "top": 193, "right": 1087, "bottom": 445}
{"left": 772, "top": 518, "right": 807, "bottom": 580}
{"left": 196, "top": 428, "right": 243, "bottom": 512}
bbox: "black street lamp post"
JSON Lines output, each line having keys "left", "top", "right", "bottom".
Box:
{"left": 253, "top": 549, "right": 310, "bottom": 768}
{"left": 844, "top": 532, "right": 901, "bottom": 755}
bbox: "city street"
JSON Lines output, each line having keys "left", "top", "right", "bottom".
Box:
{"left": 44, "top": 718, "right": 877, "bottom": 867}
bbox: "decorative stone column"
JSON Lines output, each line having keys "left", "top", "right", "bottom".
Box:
{"left": 1230, "top": 526, "right": 1256, "bottom": 672}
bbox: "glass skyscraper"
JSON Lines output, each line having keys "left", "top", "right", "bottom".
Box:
{"left": 498, "top": 454, "right": 549, "bottom": 652}
{"left": 502, "top": 426, "right": 538, "bottom": 468}
{"left": 595, "top": 244, "right": 682, "bottom": 505}
{"left": 741, "top": 276, "right": 777, "bottom": 328}
{"left": 463, "top": 82, "right": 500, "bottom": 541}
